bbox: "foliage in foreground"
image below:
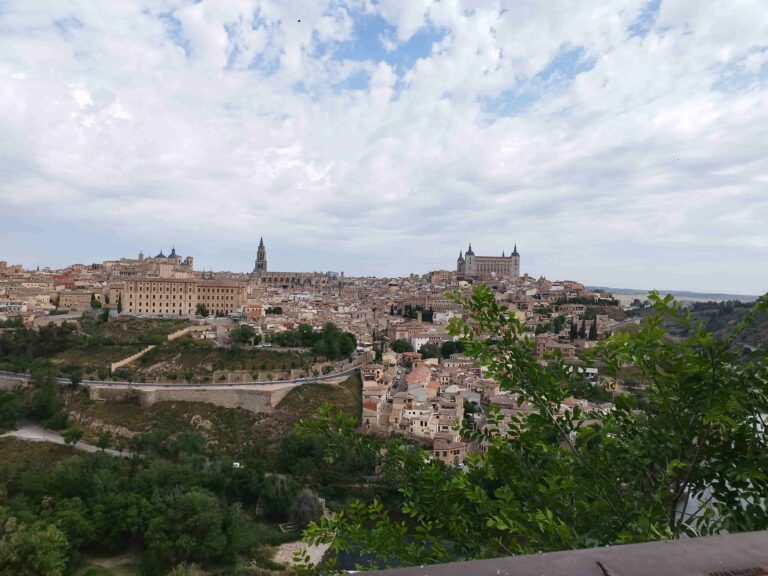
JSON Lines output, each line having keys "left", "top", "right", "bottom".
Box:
{"left": 302, "top": 287, "right": 768, "bottom": 571}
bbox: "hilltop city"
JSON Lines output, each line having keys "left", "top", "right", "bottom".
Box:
{"left": 1, "top": 240, "right": 636, "bottom": 466}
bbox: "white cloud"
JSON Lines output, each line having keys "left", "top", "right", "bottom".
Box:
{"left": 0, "top": 0, "right": 766, "bottom": 294}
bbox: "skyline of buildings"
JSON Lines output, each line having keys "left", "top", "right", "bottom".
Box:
{"left": 2, "top": 240, "right": 762, "bottom": 297}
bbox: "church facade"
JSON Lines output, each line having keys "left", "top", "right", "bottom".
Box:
{"left": 457, "top": 243, "right": 520, "bottom": 281}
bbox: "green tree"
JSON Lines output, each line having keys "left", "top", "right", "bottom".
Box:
{"left": 90, "top": 293, "right": 102, "bottom": 309}
{"left": 290, "top": 488, "right": 324, "bottom": 529}
{"left": 418, "top": 342, "right": 440, "bottom": 359}
{"left": 96, "top": 432, "right": 111, "bottom": 451}
{"left": 0, "top": 391, "right": 25, "bottom": 429}
{"left": 551, "top": 315, "right": 567, "bottom": 334}
{"left": 302, "top": 287, "right": 768, "bottom": 569}
{"left": 144, "top": 488, "right": 237, "bottom": 569}
{"left": 229, "top": 324, "right": 258, "bottom": 346}
{"left": 578, "top": 319, "right": 586, "bottom": 339}
{"left": 66, "top": 365, "right": 83, "bottom": 387}
{"left": 391, "top": 339, "right": 413, "bottom": 353}
{"left": 0, "top": 517, "right": 71, "bottom": 576}
{"left": 62, "top": 426, "right": 84, "bottom": 446}
{"left": 569, "top": 320, "right": 578, "bottom": 341}
{"left": 51, "top": 498, "right": 94, "bottom": 548}
{"left": 195, "top": 303, "right": 209, "bottom": 317}
{"left": 440, "top": 340, "right": 465, "bottom": 358}
{"left": 116, "top": 293, "right": 123, "bottom": 314}
{"left": 588, "top": 318, "right": 598, "bottom": 340}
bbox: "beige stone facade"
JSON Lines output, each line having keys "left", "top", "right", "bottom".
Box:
{"left": 111, "top": 278, "right": 198, "bottom": 315}
{"left": 110, "top": 277, "right": 246, "bottom": 316}
{"left": 197, "top": 280, "right": 247, "bottom": 316}
{"left": 58, "top": 290, "right": 100, "bottom": 312}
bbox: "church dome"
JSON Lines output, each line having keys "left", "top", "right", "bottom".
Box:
{"left": 155, "top": 250, "right": 166, "bottom": 258}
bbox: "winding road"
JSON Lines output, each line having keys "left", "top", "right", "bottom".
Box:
{"left": 0, "top": 365, "right": 362, "bottom": 390}
{"left": 1, "top": 420, "right": 137, "bottom": 459}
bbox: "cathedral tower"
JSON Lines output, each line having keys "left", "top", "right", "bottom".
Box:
{"left": 464, "top": 243, "right": 476, "bottom": 276}
{"left": 253, "top": 237, "right": 267, "bottom": 276}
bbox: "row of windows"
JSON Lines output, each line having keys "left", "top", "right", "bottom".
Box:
{"left": 134, "top": 295, "right": 193, "bottom": 299}
{"left": 126, "top": 305, "right": 233, "bottom": 313}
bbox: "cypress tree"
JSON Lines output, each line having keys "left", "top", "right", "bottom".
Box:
{"left": 589, "top": 318, "right": 598, "bottom": 340}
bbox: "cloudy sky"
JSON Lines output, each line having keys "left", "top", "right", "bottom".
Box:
{"left": 1, "top": 1, "right": 766, "bottom": 294}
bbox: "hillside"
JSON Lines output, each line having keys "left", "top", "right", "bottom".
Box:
{"left": 684, "top": 302, "right": 768, "bottom": 349}
{"left": 59, "top": 373, "right": 363, "bottom": 459}
{"left": 630, "top": 300, "right": 767, "bottom": 350}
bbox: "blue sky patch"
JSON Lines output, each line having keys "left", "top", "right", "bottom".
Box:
{"left": 712, "top": 49, "right": 768, "bottom": 93}
{"left": 330, "top": 12, "right": 445, "bottom": 73}
{"left": 158, "top": 12, "right": 190, "bottom": 57}
{"left": 628, "top": 0, "right": 661, "bottom": 38}
{"left": 482, "top": 45, "right": 595, "bottom": 117}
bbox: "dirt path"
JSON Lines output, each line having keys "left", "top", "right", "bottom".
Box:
{"left": 2, "top": 420, "right": 137, "bottom": 458}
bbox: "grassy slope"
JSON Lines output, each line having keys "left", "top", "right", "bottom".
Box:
{"left": 130, "top": 338, "right": 312, "bottom": 380}
{"left": 78, "top": 316, "right": 191, "bottom": 343}
{"left": 0, "top": 437, "right": 79, "bottom": 483}
{"left": 64, "top": 388, "right": 265, "bottom": 454}
{"left": 62, "top": 373, "right": 363, "bottom": 455}
{"left": 688, "top": 307, "right": 768, "bottom": 348}
{"left": 628, "top": 303, "right": 768, "bottom": 349}
{"left": 52, "top": 346, "right": 143, "bottom": 374}
{"left": 276, "top": 373, "right": 362, "bottom": 423}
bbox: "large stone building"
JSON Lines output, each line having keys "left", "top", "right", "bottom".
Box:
{"left": 197, "top": 280, "right": 248, "bottom": 316}
{"left": 109, "top": 277, "right": 246, "bottom": 316}
{"left": 250, "top": 237, "right": 337, "bottom": 288}
{"left": 102, "top": 247, "right": 195, "bottom": 280}
{"left": 457, "top": 243, "right": 520, "bottom": 281}
{"left": 57, "top": 290, "right": 102, "bottom": 312}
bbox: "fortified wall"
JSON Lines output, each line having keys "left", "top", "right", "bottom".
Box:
{"left": 89, "top": 383, "right": 297, "bottom": 414}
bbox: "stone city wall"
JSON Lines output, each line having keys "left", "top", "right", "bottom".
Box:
{"left": 88, "top": 384, "right": 297, "bottom": 414}
{"left": 110, "top": 345, "right": 156, "bottom": 373}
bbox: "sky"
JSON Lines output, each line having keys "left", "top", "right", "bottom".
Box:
{"left": 0, "top": 0, "right": 767, "bottom": 295}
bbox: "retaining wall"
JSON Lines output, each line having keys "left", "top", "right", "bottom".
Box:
{"left": 110, "top": 345, "right": 155, "bottom": 373}
{"left": 89, "top": 384, "right": 296, "bottom": 414}
{"left": 167, "top": 325, "right": 209, "bottom": 341}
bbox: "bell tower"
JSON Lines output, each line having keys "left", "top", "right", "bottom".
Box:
{"left": 253, "top": 237, "right": 267, "bottom": 276}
